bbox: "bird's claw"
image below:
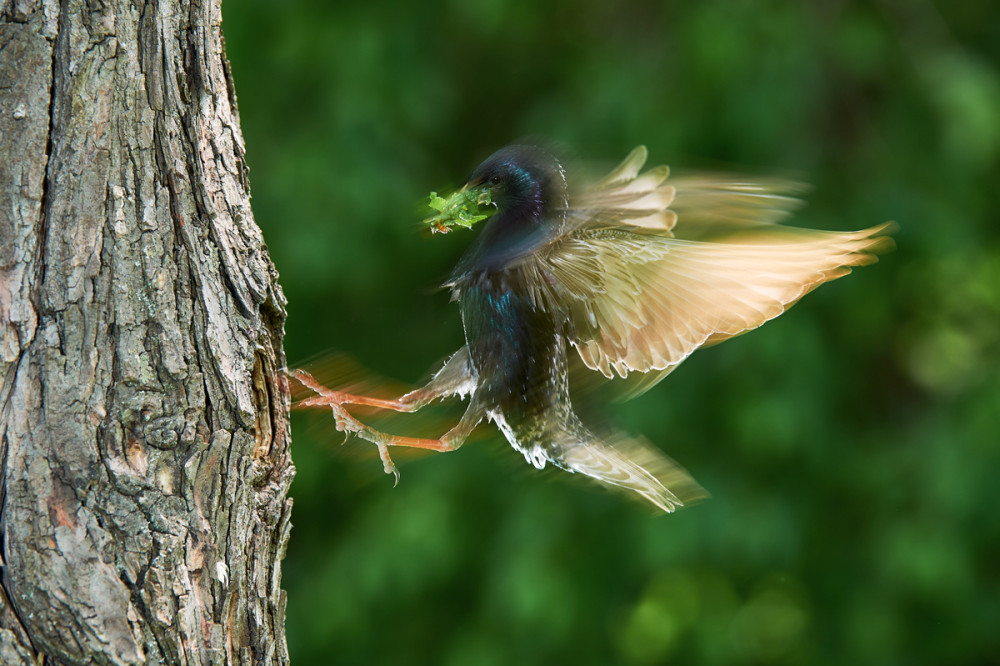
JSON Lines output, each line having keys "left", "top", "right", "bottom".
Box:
{"left": 288, "top": 367, "right": 457, "bottom": 487}
{"left": 287, "top": 367, "right": 402, "bottom": 484}
{"left": 376, "top": 442, "right": 400, "bottom": 486}
{"left": 325, "top": 401, "right": 401, "bottom": 484}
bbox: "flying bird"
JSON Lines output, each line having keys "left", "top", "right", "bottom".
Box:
{"left": 289, "top": 145, "right": 893, "bottom": 512}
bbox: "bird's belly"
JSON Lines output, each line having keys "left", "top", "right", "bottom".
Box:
{"left": 459, "top": 272, "right": 575, "bottom": 466}
{"left": 464, "top": 309, "right": 565, "bottom": 417}
{"left": 488, "top": 393, "right": 587, "bottom": 472}
{"left": 488, "top": 409, "right": 551, "bottom": 469}
{"left": 465, "top": 313, "right": 575, "bottom": 467}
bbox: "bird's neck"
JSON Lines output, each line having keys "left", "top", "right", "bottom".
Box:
{"left": 462, "top": 170, "right": 567, "bottom": 272}
{"left": 455, "top": 205, "right": 550, "bottom": 277}
{"left": 483, "top": 199, "right": 544, "bottom": 243}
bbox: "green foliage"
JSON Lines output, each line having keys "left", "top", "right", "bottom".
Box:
{"left": 424, "top": 187, "right": 494, "bottom": 233}
{"left": 225, "top": 0, "right": 1000, "bottom": 663}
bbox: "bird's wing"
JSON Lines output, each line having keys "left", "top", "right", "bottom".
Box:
{"left": 524, "top": 222, "right": 894, "bottom": 389}
{"left": 667, "top": 173, "right": 808, "bottom": 234}
{"left": 566, "top": 146, "right": 805, "bottom": 235}
{"left": 567, "top": 146, "right": 678, "bottom": 232}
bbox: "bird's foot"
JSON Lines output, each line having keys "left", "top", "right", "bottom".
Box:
{"left": 286, "top": 368, "right": 459, "bottom": 485}
{"left": 325, "top": 400, "right": 401, "bottom": 484}
{"left": 287, "top": 368, "right": 403, "bottom": 483}
{"left": 287, "top": 368, "right": 410, "bottom": 411}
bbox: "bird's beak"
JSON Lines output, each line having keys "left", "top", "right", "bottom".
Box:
{"left": 423, "top": 182, "right": 495, "bottom": 234}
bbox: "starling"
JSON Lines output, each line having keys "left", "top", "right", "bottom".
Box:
{"left": 290, "top": 145, "right": 893, "bottom": 511}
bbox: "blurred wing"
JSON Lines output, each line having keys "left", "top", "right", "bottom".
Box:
{"left": 566, "top": 147, "right": 806, "bottom": 235}
{"left": 668, "top": 173, "right": 809, "bottom": 234}
{"left": 567, "top": 146, "right": 678, "bottom": 231}
{"left": 528, "top": 223, "right": 894, "bottom": 387}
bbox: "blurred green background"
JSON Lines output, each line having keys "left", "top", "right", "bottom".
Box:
{"left": 224, "top": 1, "right": 999, "bottom": 664}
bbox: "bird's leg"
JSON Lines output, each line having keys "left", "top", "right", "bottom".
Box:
{"left": 288, "top": 368, "right": 412, "bottom": 413}
{"left": 286, "top": 348, "right": 480, "bottom": 482}
{"left": 289, "top": 346, "right": 476, "bottom": 413}
{"left": 290, "top": 372, "right": 484, "bottom": 483}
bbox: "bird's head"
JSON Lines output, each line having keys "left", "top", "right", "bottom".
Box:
{"left": 424, "top": 145, "right": 566, "bottom": 234}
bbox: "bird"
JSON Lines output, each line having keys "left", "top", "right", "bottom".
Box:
{"left": 289, "top": 144, "right": 894, "bottom": 512}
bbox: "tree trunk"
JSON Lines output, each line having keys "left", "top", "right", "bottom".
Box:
{"left": 0, "top": 0, "right": 294, "bottom": 663}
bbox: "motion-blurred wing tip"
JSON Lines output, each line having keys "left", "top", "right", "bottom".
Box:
{"left": 847, "top": 222, "right": 896, "bottom": 265}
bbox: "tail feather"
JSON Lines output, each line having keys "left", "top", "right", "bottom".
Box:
{"left": 558, "top": 432, "right": 706, "bottom": 512}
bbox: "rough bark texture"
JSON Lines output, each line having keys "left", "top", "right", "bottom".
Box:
{"left": 0, "top": 0, "right": 294, "bottom": 663}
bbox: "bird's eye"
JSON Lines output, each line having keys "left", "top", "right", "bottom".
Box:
{"left": 489, "top": 175, "right": 502, "bottom": 186}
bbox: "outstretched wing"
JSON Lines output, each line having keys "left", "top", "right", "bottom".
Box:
{"left": 528, "top": 223, "right": 893, "bottom": 385}
{"left": 526, "top": 148, "right": 897, "bottom": 387}
{"left": 523, "top": 148, "right": 894, "bottom": 390}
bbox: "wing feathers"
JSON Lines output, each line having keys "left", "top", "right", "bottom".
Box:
{"left": 604, "top": 224, "right": 887, "bottom": 378}
{"left": 525, "top": 148, "right": 893, "bottom": 394}
{"left": 540, "top": 221, "right": 893, "bottom": 388}
{"left": 572, "top": 146, "right": 677, "bottom": 231}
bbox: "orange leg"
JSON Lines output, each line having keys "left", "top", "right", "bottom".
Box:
{"left": 286, "top": 367, "right": 484, "bottom": 483}
{"left": 289, "top": 368, "right": 414, "bottom": 412}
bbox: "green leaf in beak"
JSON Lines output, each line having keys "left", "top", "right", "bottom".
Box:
{"left": 423, "top": 186, "right": 494, "bottom": 234}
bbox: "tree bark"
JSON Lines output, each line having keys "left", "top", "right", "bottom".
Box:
{"left": 0, "top": 0, "right": 293, "bottom": 663}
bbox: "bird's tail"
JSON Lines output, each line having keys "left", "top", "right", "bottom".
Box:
{"left": 557, "top": 430, "right": 706, "bottom": 513}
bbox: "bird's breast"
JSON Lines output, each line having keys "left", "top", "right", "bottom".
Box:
{"left": 458, "top": 270, "right": 564, "bottom": 413}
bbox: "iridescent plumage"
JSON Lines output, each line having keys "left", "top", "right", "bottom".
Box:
{"left": 291, "top": 145, "right": 893, "bottom": 512}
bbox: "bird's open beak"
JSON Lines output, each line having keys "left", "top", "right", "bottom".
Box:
{"left": 423, "top": 182, "right": 495, "bottom": 234}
